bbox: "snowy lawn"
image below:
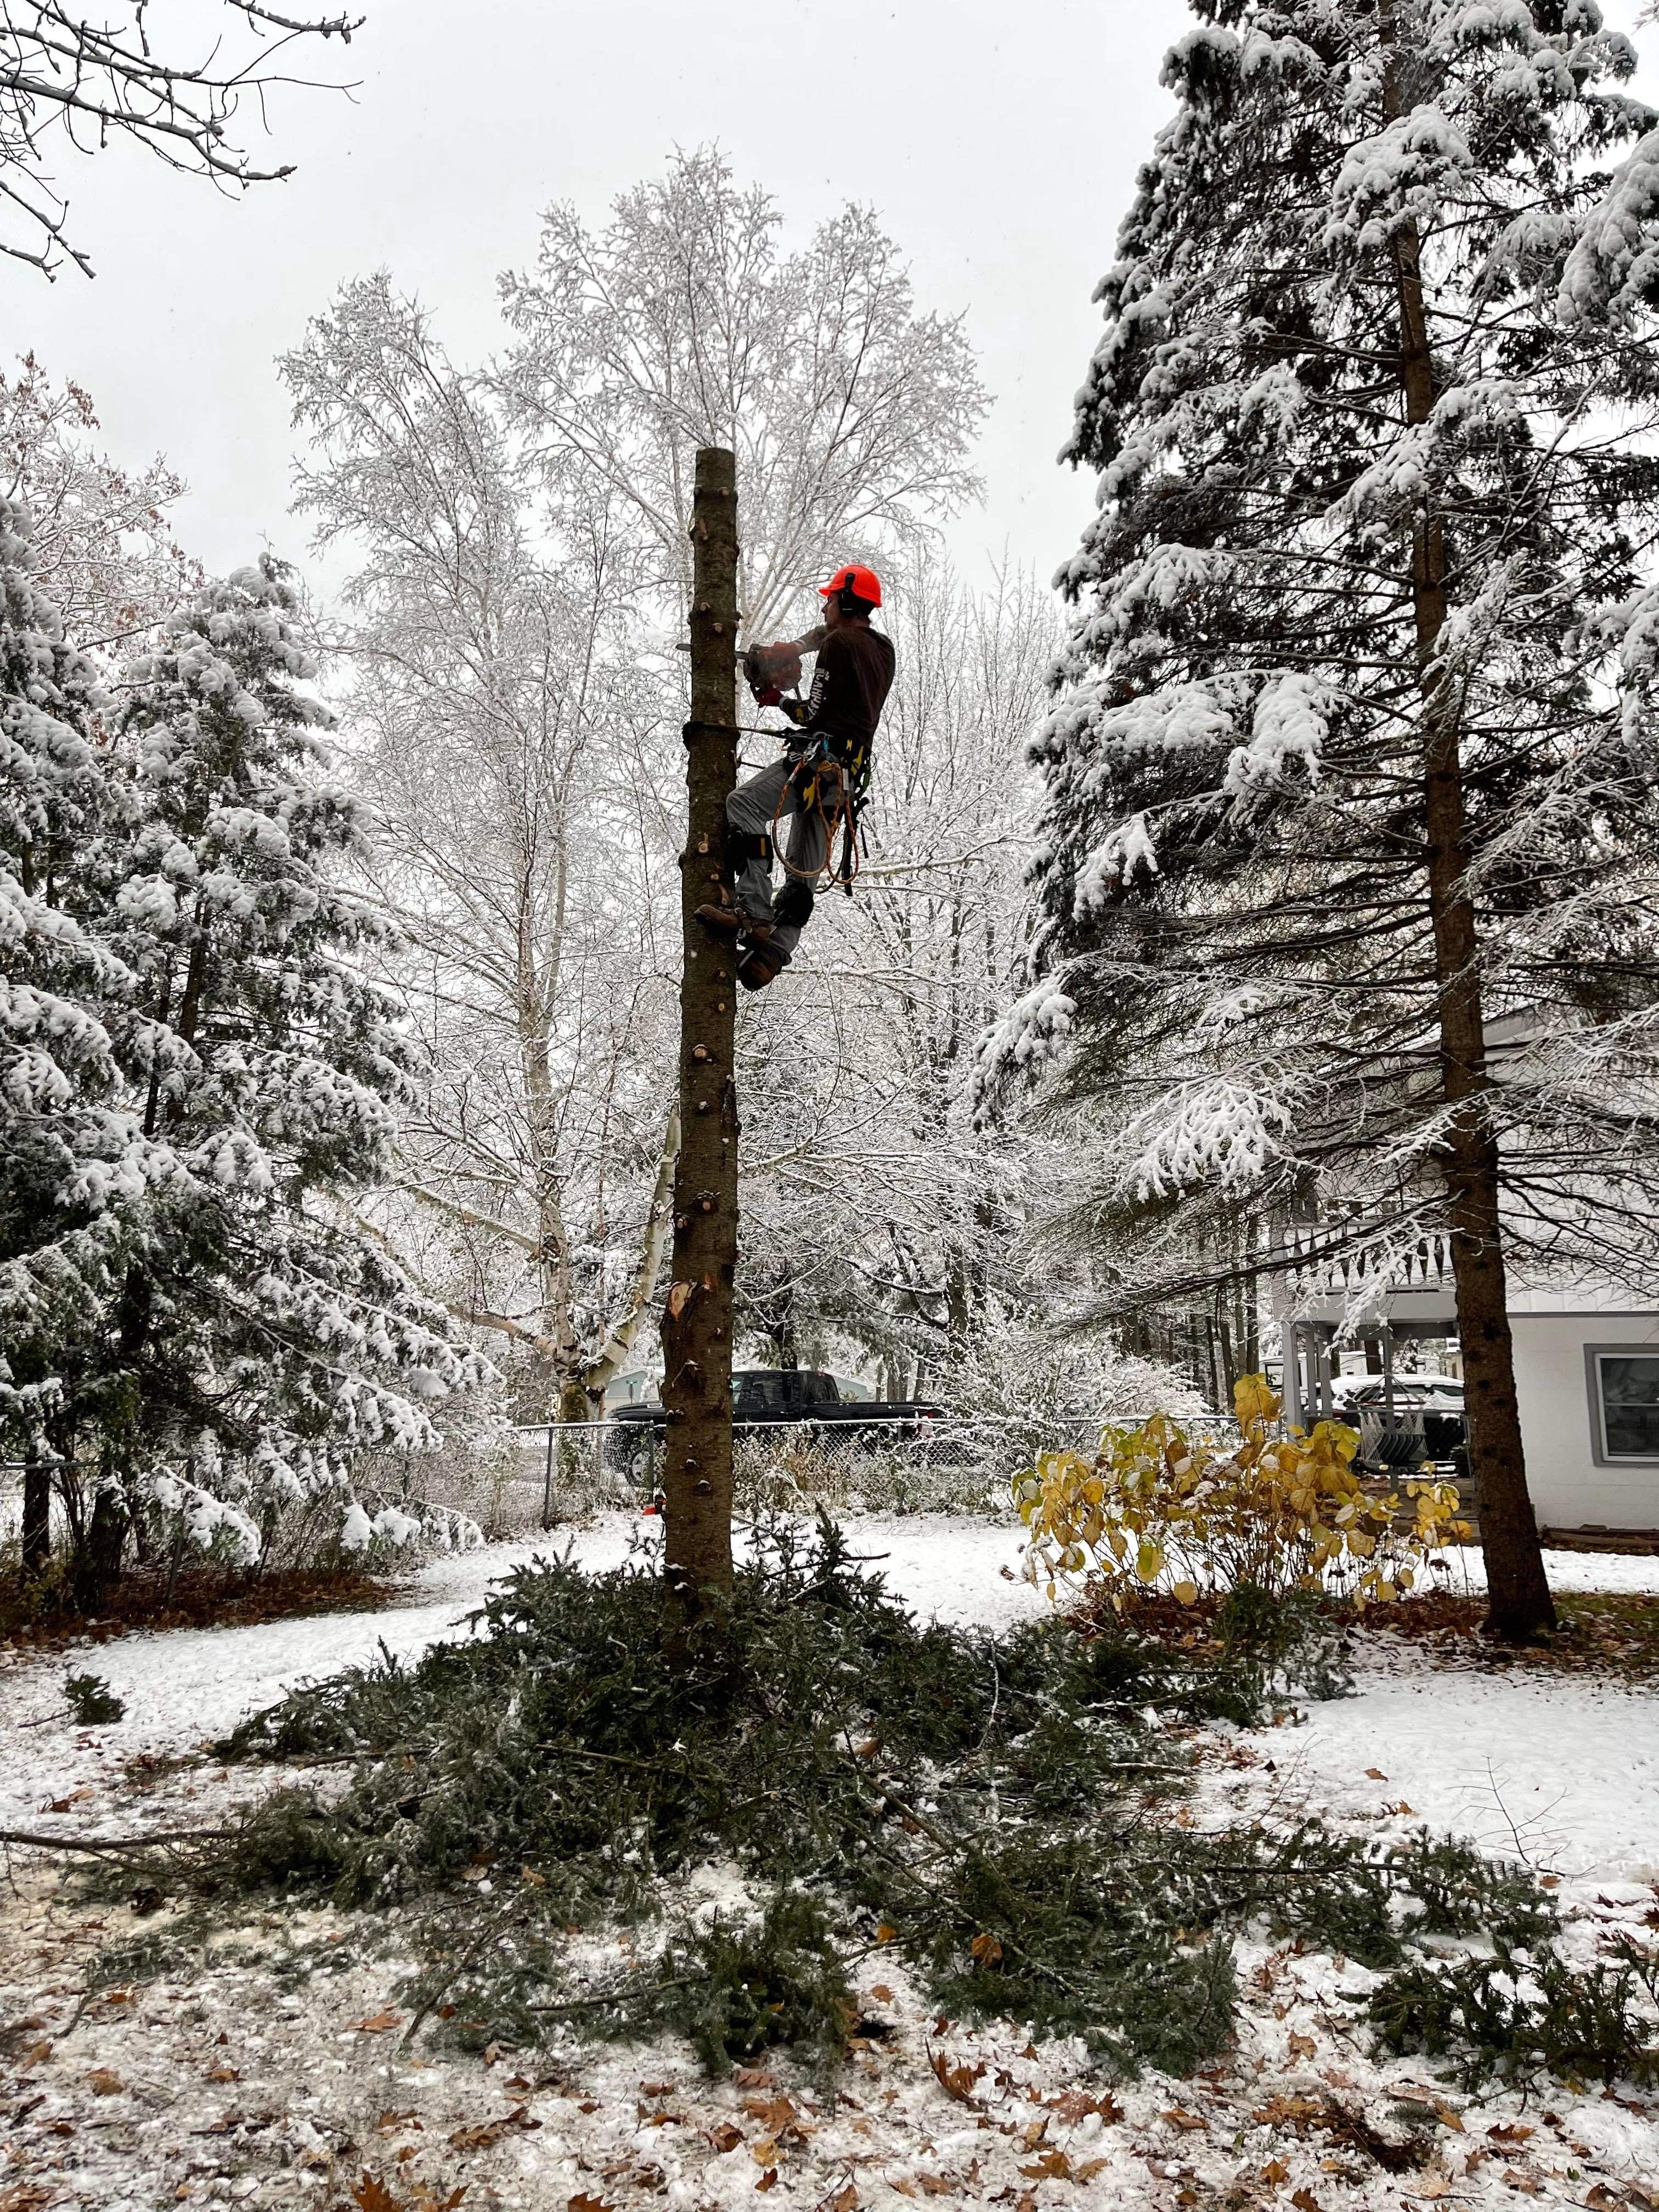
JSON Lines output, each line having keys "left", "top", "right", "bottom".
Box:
{"left": 2, "top": 1517, "right": 1656, "bottom": 2212}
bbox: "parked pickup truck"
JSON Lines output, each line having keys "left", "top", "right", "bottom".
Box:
{"left": 611, "top": 1367, "right": 944, "bottom": 1436}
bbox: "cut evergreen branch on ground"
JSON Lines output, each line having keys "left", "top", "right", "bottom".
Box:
{"left": 110, "top": 1517, "right": 1650, "bottom": 2092}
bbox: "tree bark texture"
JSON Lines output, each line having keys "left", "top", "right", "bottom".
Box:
{"left": 21, "top": 1457, "right": 50, "bottom": 1578}
{"left": 1383, "top": 53, "right": 1555, "bottom": 1638}
{"left": 661, "top": 447, "right": 741, "bottom": 1638}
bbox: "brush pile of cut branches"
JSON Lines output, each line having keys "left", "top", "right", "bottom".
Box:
{"left": 179, "top": 1521, "right": 1652, "bottom": 2086}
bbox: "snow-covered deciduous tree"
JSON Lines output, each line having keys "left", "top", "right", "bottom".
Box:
{"left": 0, "top": 496, "right": 139, "bottom": 1572}
{"left": 283, "top": 278, "right": 682, "bottom": 1423}
{"left": 496, "top": 146, "right": 990, "bottom": 640}
{"left": 65, "top": 558, "right": 483, "bottom": 1599}
{"left": 734, "top": 560, "right": 1056, "bottom": 1391}
{"left": 1, "top": 353, "right": 199, "bottom": 657}
{"left": 996, "top": 0, "right": 1659, "bottom": 1637}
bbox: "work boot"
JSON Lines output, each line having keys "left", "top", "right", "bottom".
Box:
{"left": 737, "top": 938, "right": 791, "bottom": 991}
{"left": 695, "top": 902, "right": 768, "bottom": 944}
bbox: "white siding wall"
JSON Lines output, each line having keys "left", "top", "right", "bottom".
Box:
{"left": 1512, "top": 1313, "right": 1659, "bottom": 1531}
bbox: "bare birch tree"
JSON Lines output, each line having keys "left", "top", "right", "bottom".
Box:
{"left": 495, "top": 145, "right": 990, "bottom": 641}
{"left": 284, "top": 275, "right": 681, "bottom": 1420}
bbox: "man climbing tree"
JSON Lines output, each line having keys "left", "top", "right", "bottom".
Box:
{"left": 695, "top": 563, "right": 894, "bottom": 990}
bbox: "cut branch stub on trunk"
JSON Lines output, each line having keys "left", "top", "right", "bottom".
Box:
{"left": 661, "top": 447, "right": 741, "bottom": 1639}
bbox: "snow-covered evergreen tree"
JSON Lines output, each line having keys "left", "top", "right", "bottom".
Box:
{"left": 72, "top": 559, "right": 484, "bottom": 1591}
{"left": 0, "top": 497, "right": 140, "bottom": 1566}
{"left": 998, "top": 0, "right": 1659, "bottom": 1636}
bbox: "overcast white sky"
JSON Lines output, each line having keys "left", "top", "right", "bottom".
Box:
{"left": 13, "top": 0, "right": 1199, "bottom": 597}
{"left": 12, "top": 0, "right": 1656, "bottom": 601}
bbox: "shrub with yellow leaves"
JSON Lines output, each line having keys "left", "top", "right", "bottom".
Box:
{"left": 1013, "top": 1373, "right": 1470, "bottom": 1610}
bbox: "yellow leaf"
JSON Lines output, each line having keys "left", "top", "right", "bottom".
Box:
{"left": 1172, "top": 1581, "right": 1199, "bottom": 1606}
{"left": 1135, "top": 1541, "right": 1164, "bottom": 1584}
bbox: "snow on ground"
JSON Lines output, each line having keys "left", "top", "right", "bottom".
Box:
{"left": 2, "top": 1519, "right": 1657, "bottom": 2212}
{"left": 0, "top": 1516, "right": 1046, "bottom": 1843}
{"left": 1233, "top": 1641, "right": 1659, "bottom": 1884}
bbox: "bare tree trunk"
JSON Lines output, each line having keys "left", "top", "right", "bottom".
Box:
{"left": 584, "top": 1104, "right": 681, "bottom": 1401}
{"left": 1384, "top": 20, "right": 1553, "bottom": 1639}
{"left": 21, "top": 1454, "right": 51, "bottom": 1579}
{"left": 661, "top": 448, "right": 741, "bottom": 1645}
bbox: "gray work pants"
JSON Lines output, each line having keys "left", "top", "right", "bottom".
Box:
{"left": 727, "top": 752, "right": 842, "bottom": 957}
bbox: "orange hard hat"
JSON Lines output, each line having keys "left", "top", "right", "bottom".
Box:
{"left": 821, "top": 562, "right": 883, "bottom": 608}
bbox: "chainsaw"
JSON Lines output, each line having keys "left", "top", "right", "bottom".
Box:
{"left": 742, "top": 640, "right": 804, "bottom": 710}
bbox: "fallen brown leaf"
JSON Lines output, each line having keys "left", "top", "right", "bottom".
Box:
{"left": 1291, "top": 2191, "right": 1323, "bottom": 2212}
{"left": 87, "top": 2067, "right": 123, "bottom": 2096}
{"left": 1019, "top": 2151, "right": 1074, "bottom": 2182}
{"left": 870, "top": 1984, "right": 894, "bottom": 2004}
{"left": 1046, "top": 2088, "right": 1124, "bottom": 2124}
{"left": 928, "top": 2050, "right": 985, "bottom": 2108}
{"left": 755, "top": 2172, "right": 777, "bottom": 2194}
{"left": 1261, "top": 2159, "right": 1290, "bottom": 2185}
{"left": 349, "top": 2009, "right": 403, "bottom": 2034}
{"left": 709, "top": 2123, "right": 743, "bottom": 2154}
{"left": 1162, "top": 2108, "right": 1206, "bottom": 2131}
{"left": 449, "top": 2104, "right": 541, "bottom": 2153}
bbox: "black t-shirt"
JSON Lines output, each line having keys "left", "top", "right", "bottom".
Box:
{"left": 803, "top": 625, "right": 895, "bottom": 758}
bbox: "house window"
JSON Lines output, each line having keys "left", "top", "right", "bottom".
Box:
{"left": 1586, "top": 1348, "right": 1659, "bottom": 1464}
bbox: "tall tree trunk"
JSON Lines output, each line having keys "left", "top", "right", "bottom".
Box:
{"left": 1384, "top": 25, "right": 1554, "bottom": 1638}
{"left": 661, "top": 447, "right": 741, "bottom": 1645}
{"left": 21, "top": 1454, "right": 51, "bottom": 1579}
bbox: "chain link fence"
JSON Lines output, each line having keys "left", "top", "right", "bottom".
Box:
{"left": 488, "top": 1410, "right": 1254, "bottom": 1534}
{"left": 8, "top": 1404, "right": 1462, "bottom": 1566}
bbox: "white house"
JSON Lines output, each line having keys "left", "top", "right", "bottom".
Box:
{"left": 1276, "top": 1238, "right": 1659, "bottom": 1536}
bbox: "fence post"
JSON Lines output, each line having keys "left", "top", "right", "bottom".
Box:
{"left": 542, "top": 1424, "right": 555, "bottom": 1533}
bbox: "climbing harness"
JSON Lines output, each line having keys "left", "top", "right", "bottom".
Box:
{"left": 770, "top": 734, "right": 866, "bottom": 896}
